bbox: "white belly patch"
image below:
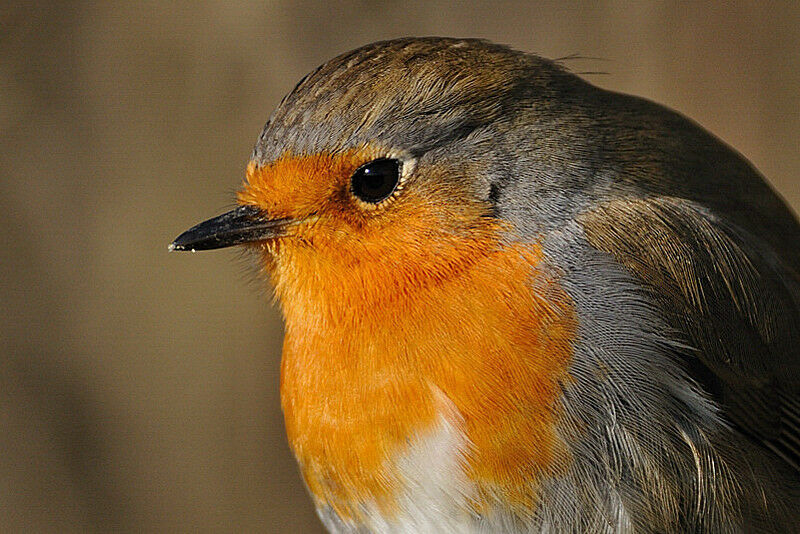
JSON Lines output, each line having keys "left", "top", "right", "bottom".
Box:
{"left": 316, "top": 391, "right": 483, "bottom": 533}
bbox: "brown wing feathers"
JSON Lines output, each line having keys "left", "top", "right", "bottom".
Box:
{"left": 581, "top": 196, "right": 800, "bottom": 471}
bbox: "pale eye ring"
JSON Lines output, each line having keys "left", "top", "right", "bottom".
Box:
{"left": 350, "top": 158, "right": 401, "bottom": 203}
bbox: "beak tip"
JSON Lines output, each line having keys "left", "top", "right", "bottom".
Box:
{"left": 169, "top": 232, "right": 191, "bottom": 252}
{"left": 169, "top": 234, "right": 199, "bottom": 253}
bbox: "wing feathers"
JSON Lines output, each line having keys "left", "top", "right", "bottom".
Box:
{"left": 581, "top": 196, "right": 800, "bottom": 471}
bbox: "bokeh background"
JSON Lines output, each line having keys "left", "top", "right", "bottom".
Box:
{"left": 2, "top": 2, "right": 798, "bottom": 532}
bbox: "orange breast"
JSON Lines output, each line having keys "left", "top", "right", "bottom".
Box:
{"left": 276, "top": 227, "right": 576, "bottom": 520}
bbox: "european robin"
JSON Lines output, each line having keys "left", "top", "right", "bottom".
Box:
{"left": 171, "top": 38, "right": 800, "bottom": 532}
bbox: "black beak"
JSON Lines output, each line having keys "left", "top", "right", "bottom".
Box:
{"left": 169, "top": 205, "right": 289, "bottom": 251}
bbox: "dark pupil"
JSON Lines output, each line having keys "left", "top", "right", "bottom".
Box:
{"left": 351, "top": 158, "right": 400, "bottom": 203}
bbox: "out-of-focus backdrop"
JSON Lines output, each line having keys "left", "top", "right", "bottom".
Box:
{"left": 1, "top": 2, "right": 798, "bottom": 532}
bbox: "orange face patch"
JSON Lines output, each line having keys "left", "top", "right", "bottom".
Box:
{"left": 238, "top": 150, "right": 576, "bottom": 522}
{"left": 238, "top": 147, "right": 384, "bottom": 221}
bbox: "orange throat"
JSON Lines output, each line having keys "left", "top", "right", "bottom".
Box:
{"left": 273, "top": 229, "right": 576, "bottom": 519}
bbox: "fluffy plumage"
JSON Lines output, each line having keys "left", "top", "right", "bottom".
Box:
{"left": 177, "top": 37, "right": 800, "bottom": 532}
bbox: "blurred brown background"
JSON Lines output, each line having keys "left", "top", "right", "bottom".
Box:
{"left": 1, "top": 2, "right": 798, "bottom": 532}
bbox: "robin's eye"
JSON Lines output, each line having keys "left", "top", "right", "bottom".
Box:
{"left": 350, "top": 158, "right": 401, "bottom": 203}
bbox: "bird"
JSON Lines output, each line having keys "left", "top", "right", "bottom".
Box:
{"left": 171, "top": 37, "right": 800, "bottom": 533}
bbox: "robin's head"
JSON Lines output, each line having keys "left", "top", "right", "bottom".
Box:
{"left": 171, "top": 38, "right": 582, "bottom": 513}
{"left": 172, "top": 38, "right": 582, "bottom": 309}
